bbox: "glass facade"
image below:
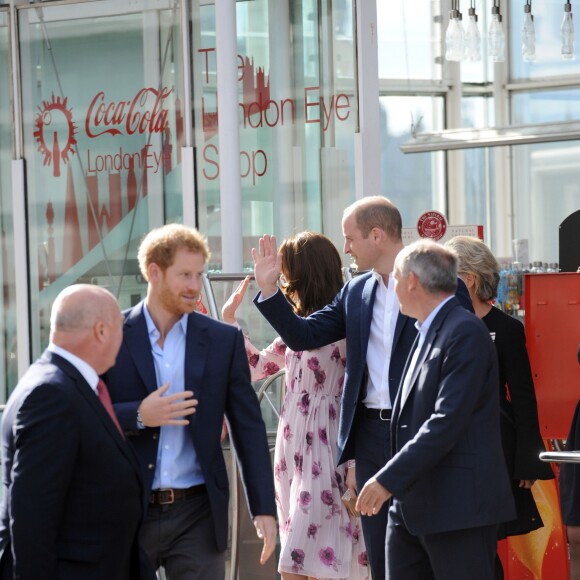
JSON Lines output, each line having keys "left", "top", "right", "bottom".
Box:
{"left": 193, "top": 0, "right": 357, "bottom": 268}
{"left": 0, "top": 8, "right": 17, "bottom": 397}
{"left": 509, "top": 0, "right": 580, "bottom": 80}
{"left": 0, "top": 1, "right": 579, "bottom": 577}
{"left": 0, "top": 0, "right": 577, "bottom": 394}
{"left": 460, "top": 97, "right": 495, "bottom": 241}
{"left": 19, "top": 1, "right": 183, "bottom": 361}
{"left": 377, "top": 1, "right": 441, "bottom": 80}
{"left": 511, "top": 89, "right": 580, "bottom": 263}
{"left": 379, "top": 95, "right": 445, "bottom": 226}
{"left": 0, "top": 0, "right": 359, "bottom": 397}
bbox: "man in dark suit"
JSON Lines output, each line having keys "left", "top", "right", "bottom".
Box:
{"left": 104, "top": 223, "right": 276, "bottom": 580}
{"left": 0, "top": 284, "right": 146, "bottom": 580}
{"left": 253, "top": 196, "right": 473, "bottom": 579}
{"left": 356, "top": 239, "right": 515, "bottom": 579}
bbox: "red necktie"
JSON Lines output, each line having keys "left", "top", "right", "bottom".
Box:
{"left": 97, "top": 379, "right": 124, "bottom": 437}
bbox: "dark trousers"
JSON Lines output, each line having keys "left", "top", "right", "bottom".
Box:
{"left": 140, "top": 491, "right": 225, "bottom": 580}
{"left": 386, "top": 499, "right": 498, "bottom": 580}
{"left": 354, "top": 413, "right": 392, "bottom": 580}
{"left": 0, "top": 550, "right": 12, "bottom": 580}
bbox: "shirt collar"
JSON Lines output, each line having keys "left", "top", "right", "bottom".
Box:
{"left": 371, "top": 269, "right": 393, "bottom": 289}
{"left": 143, "top": 303, "right": 188, "bottom": 339}
{"left": 414, "top": 295, "right": 454, "bottom": 338}
{"left": 48, "top": 343, "right": 99, "bottom": 392}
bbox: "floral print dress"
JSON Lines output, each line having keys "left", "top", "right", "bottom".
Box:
{"left": 245, "top": 335, "right": 368, "bottom": 580}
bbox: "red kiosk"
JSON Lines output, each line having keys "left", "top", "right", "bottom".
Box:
{"left": 496, "top": 270, "right": 580, "bottom": 579}
{"left": 504, "top": 210, "right": 580, "bottom": 579}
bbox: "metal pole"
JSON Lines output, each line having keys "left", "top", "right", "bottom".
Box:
{"left": 215, "top": 0, "right": 243, "bottom": 272}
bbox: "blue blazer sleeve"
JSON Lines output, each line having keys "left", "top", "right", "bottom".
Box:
{"left": 253, "top": 287, "right": 347, "bottom": 352}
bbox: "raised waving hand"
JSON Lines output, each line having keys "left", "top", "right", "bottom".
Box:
{"left": 222, "top": 275, "right": 251, "bottom": 324}
{"left": 252, "top": 235, "right": 282, "bottom": 299}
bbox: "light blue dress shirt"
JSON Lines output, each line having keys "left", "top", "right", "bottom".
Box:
{"left": 143, "top": 305, "right": 204, "bottom": 489}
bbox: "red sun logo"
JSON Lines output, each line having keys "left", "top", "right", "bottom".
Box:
{"left": 417, "top": 211, "right": 448, "bottom": 241}
{"left": 33, "top": 94, "right": 78, "bottom": 177}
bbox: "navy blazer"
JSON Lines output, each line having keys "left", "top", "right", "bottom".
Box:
{"left": 0, "top": 351, "right": 145, "bottom": 580}
{"left": 377, "top": 298, "right": 516, "bottom": 535}
{"left": 255, "top": 272, "right": 412, "bottom": 465}
{"left": 254, "top": 272, "right": 472, "bottom": 465}
{"left": 103, "top": 302, "right": 276, "bottom": 553}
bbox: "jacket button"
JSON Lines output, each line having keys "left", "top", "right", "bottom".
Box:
{"left": 152, "top": 433, "right": 159, "bottom": 440}
{"left": 148, "top": 463, "right": 155, "bottom": 470}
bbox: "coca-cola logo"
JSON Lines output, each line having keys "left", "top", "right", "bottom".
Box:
{"left": 35, "top": 87, "right": 174, "bottom": 175}
{"left": 85, "top": 86, "right": 173, "bottom": 138}
{"left": 33, "top": 94, "right": 78, "bottom": 178}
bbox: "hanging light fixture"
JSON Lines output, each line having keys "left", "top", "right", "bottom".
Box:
{"left": 522, "top": 1, "right": 536, "bottom": 62}
{"left": 464, "top": 1, "right": 482, "bottom": 61}
{"left": 488, "top": 0, "right": 506, "bottom": 62}
{"left": 445, "top": 0, "right": 465, "bottom": 62}
{"left": 561, "top": 1, "right": 575, "bottom": 60}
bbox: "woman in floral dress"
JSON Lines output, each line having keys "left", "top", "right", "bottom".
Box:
{"left": 222, "top": 232, "right": 368, "bottom": 580}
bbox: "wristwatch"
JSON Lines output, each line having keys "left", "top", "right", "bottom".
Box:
{"left": 136, "top": 409, "right": 145, "bottom": 430}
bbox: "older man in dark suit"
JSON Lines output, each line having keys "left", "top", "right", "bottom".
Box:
{"left": 0, "top": 284, "right": 147, "bottom": 580}
{"left": 356, "top": 239, "right": 515, "bottom": 579}
{"left": 104, "top": 224, "right": 276, "bottom": 580}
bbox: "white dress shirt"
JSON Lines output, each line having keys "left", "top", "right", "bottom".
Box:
{"left": 48, "top": 343, "right": 99, "bottom": 394}
{"left": 362, "top": 271, "right": 400, "bottom": 410}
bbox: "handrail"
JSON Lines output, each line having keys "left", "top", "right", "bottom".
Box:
{"left": 540, "top": 451, "right": 580, "bottom": 464}
{"left": 202, "top": 272, "right": 255, "bottom": 321}
{"left": 256, "top": 369, "right": 286, "bottom": 422}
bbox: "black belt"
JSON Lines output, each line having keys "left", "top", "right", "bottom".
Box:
{"left": 149, "top": 485, "right": 206, "bottom": 505}
{"left": 361, "top": 407, "right": 392, "bottom": 421}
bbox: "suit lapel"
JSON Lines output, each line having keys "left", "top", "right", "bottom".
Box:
{"left": 397, "top": 298, "right": 459, "bottom": 413}
{"left": 392, "top": 333, "right": 420, "bottom": 417}
{"left": 399, "top": 335, "right": 430, "bottom": 410}
{"left": 392, "top": 312, "right": 410, "bottom": 351}
{"left": 360, "top": 275, "right": 378, "bottom": 354}
{"left": 124, "top": 302, "right": 158, "bottom": 394}
{"left": 390, "top": 313, "right": 413, "bottom": 403}
{"left": 184, "top": 312, "right": 210, "bottom": 434}
{"left": 44, "top": 352, "right": 142, "bottom": 474}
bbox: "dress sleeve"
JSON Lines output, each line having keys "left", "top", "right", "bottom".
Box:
{"left": 244, "top": 335, "right": 287, "bottom": 382}
{"left": 501, "top": 316, "right": 554, "bottom": 480}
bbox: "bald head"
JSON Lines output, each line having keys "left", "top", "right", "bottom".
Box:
{"left": 50, "top": 284, "right": 123, "bottom": 375}
{"left": 51, "top": 285, "right": 119, "bottom": 334}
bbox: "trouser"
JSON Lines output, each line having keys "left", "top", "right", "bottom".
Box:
{"left": 354, "top": 411, "right": 392, "bottom": 580}
{"left": 141, "top": 490, "right": 225, "bottom": 580}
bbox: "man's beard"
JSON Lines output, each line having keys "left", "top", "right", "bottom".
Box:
{"left": 158, "top": 285, "right": 199, "bottom": 316}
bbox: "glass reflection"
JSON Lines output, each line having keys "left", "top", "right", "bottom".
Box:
{"left": 192, "top": 0, "right": 356, "bottom": 271}
{"left": 379, "top": 95, "right": 445, "bottom": 228}
{"left": 19, "top": 1, "right": 184, "bottom": 359}
{"left": 0, "top": 9, "right": 17, "bottom": 399}
{"left": 510, "top": 0, "right": 580, "bottom": 79}
{"left": 512, "top": 89, "right": 580, "bottom": 263}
